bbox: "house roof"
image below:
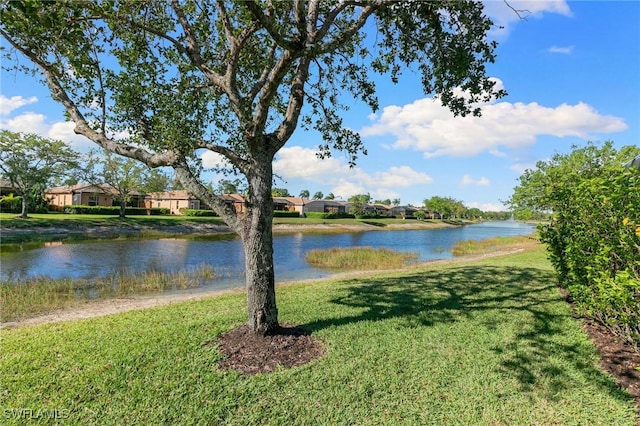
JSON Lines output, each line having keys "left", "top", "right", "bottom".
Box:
{"left": 46, "top": 183, "right": 116, "bottom": 195}
{"left": 146, "top": 190, "right": 196, "bottom": 200}
{"left": 46, "top": 183, "right": 143, "bottom": 196}
{"left": 273, "top": 196, "right": 302, "bottom": 205}
{"left": 220, "top": 193, "right": 245, "bottom": 203}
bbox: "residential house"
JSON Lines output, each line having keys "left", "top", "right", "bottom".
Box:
{"left": 303, "top": 199, "right": 350, "bottom": 215}
{"left": 273, "top": 197, "right": 308, "bottom": 216}
{"left": 272, "top": 197, "right": 352, "bottom": 216}
{"left": 367, "top": 203, "right": 392, "bottom": 216}
{"left": 45, "top": 183, "right": 144, "bottom": 211}
{"left": 389, "top": 205, "right": 418, "bottom": 219}
{"left": 144, "top": 190, "right": 201, "bottom": 215}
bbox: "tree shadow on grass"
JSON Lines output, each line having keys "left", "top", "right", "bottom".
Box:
{"left": 299, "top": 264, "right": 634, "bottom": 407}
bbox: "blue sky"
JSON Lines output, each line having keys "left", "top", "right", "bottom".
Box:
{"left": 1, "top": 1, "right": 639, "bottom": 211}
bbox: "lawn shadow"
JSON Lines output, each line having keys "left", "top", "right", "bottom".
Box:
{"left": 299, "top": 264, "right": 634, "bottom": 407}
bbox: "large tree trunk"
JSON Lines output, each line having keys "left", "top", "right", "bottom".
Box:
{"left": 240, "top": 157, "right": 279, "bottom": 335}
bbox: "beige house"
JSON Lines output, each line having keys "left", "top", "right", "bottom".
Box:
{"left": 45, "top": 183, "right": 141, "bottom": 211}
{"left": 144, "top": 192, "right": 247, "bottom": 215}
{"left": 144, "top": 191, "right": 201, "bottom": 215}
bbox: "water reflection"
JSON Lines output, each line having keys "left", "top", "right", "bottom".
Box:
{"left": 1, "top": 222, "right": 536, "bottom": 289}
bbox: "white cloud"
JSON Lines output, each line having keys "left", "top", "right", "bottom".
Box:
{"left": 1, "top": 111, "right": 50, "bottom": 135}
{"left": 200, "top": 150, "right": 230, "bottom": 169}
{"left": 0, "top": 95, "right": 38, "bottom": 116}
{"left": 467, "top": 201, "right": 507, "bottom": 212}
{"left": 1, "top": 111, "right": 96, "bottom": 152}
{"left": 483, "top": 1, "right": 572, "bottom": 37}
{"left": 548, "top": 45, "right": 574, "bottom": 54}
{"left": 361, "top": 81, "right": 627, "bottom": 158}
{"left": 461, "top": 174, "right": 490, "bottom": 186}
{"left": 48, "top": 121, "right": 96, "bottom": 152}
{"left": 273, "top": 146, "right": 433, "bottom": 200}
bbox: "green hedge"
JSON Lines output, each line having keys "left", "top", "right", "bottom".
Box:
{"left": 510, "top": 142, "right": 640, "bottom": 350}
{"left": 63, "top": 205, "right": 170, "bottom": 215}
{"left": 304, "top": 211, "right": 355, "bottom": 219}
{"left": 182, "top": 209, "right": 218, "bottom": 217}
{"left": 0, "top": 196, "right": 22, "bottom": 213}
{"left": 273, "top": 210, "right": 300, "bottom": 218}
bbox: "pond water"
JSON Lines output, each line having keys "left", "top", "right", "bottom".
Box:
{"left": 0, "top": 221, "right": 535, "bottom": 292}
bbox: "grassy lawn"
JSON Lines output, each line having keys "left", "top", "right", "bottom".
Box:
{"left": 1, "top": 246, "right": 637, "bottom": 425}
{"left": 0, "top": 212, "right": 228, "bottom": 228}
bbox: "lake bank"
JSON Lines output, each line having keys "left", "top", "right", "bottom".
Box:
{"left": 1, "top": 239, "right": 536, "bottom": 330}
{"left": 0, "top": 217, "right": 465, "bottom": 244}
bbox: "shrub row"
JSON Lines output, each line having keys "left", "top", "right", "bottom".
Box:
{"left": 182, "top": 209, "right": 218, "bottom": 217}
{"left": 63, "top": 205, "right": 170, "bottom": 215}
{"left": 273, "top": 210, "right": 300, "bottom": 218}
{"left": 304, "top": 211, "right": 355, "bottom": 219}
{"left": 513, "top": 143, "right": 640, "bottom": 349}
{"left": 0, "top": 196, "right": 22, "bottom": 213}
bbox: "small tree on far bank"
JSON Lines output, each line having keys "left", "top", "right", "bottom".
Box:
{"left": 86, "top": 150, "right": 148, "bottom": 218}
{"left": 0, "top": 130, "right": 80, "bottom": 218}
{"left": 348, "top": 193, "right": 371, "bottom": 216}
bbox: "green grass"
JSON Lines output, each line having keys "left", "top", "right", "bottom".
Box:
{"left": 306, "top": 246, "right": 419, "bottom": 269}
{"left": 0, "top": 265, "right": 221, "bottom": 322}
{"left": 0, "top": 212, "right": 227, "bottom": 228}
{"left": 1, "top": 245, "right": 637, "bottom": 425}
{"left": 451, "top": 234, "right": 538, "bottom": 256}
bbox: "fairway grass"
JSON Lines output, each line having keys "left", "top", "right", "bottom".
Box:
{"left": 1, "top": 246, "right": 637, "bottom": 425}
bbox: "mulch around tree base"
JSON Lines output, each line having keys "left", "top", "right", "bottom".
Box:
{"left": 214, "top": 324, "right": 325, "bottom": 375}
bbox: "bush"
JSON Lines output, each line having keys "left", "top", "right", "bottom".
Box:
{"left": 570, "top": 270, "right": 640, "bottom": 351}
{"left": 183, "top": 209, "right": 218, "bottom": 217}
{"left": 0, "top": 195, "right": 22, "bottom": 213}
{"left": 62, "top": 205, "right": 169, "bottom": 215}
{"left": 273, "top": 210, "right": 300, "bottom": 217}
{"left": 304, "top": 211, "right": 355, "bottom": 219}
{"left": 511, "top": 142, "right": 640, "bottom": 348}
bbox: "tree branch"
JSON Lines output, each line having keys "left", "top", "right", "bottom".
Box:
{"left": 247, "top": 41, "right": 278, "bottom": 101}
{"left": 317, "top": 2, "right": 379, "bottom": 54}
{"left": 250, "top": 49, "right": 298, "bottom": 139}
{"left": 168, "top": 0, "right": 227, "bottom": 89}
{"left": 193, "top": 140, "right": 250, "bottom": 175}
{"left": 503, "top": 0, "right": 531, "bottom": 20}
{"left": 173, "top": 161, "right": 240, "bottom": 230}
{"left": 0, "top": 29, "right": 179, "bottom": 168}
{"left": 272, "top": 55, "right": 311, "bottom": 150}
{"left": 244, "top": 0, "right": 299, "bottom": 51}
